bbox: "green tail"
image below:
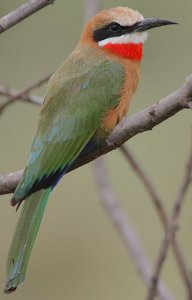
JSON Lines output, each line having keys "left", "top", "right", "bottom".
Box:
{"left": 4, "top": 188, "right": 51, "bottom": 294}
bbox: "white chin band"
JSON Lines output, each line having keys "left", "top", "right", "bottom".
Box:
{"left": 98, "top": 31, "right": 148, "bottom": 47}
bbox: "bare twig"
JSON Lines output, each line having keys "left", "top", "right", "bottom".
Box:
{"left": 93, "top": 158, "right": 175, "bottom": 300}
{"left": 15, "top": 74, "right": 50, "bottom": 96}
{"left": 147, "top": 133, "right": 192, "bottom": 300}
{"left": 0, "top": 75, "right": 191, "bottom": 196}
{"left": 84, "top": 0, "right": 101, "bottom": 21}
{"left": 0, "top": 0, "right": 55, "bottom": 34}
{"left": 120, "top": 146, "right": 167, "bottom": 225}
{"left": 0, "top": 86, "right": 42, "bottom": 106}
{"left": 0, "top": 171, "right": 24, "bottom": 195}
{"left": 120, "top": 145, "right": 192, "bottom": 297}
{"left": 0, "top": 74, "right": 50, "bottom": 113}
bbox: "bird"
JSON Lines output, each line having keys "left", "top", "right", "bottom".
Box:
{"left": 4, "top": 6, "right": 177, "bottom": 293}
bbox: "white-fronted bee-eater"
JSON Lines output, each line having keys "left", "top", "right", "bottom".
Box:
{"left": 4, "top": 6, "right": 177, "bottom": 293}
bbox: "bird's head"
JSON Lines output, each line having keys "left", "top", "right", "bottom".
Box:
{"left": 80, "top": 7, "right": 177, "bottom": 60}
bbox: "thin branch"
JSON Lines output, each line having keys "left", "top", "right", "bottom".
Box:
{"left": 93, "top": 158, "right": 175, "bottom": 300}
{"left": 147, "top": 133, "right": 192, "bottom": 300}
{"left": 0, "top": 74, "right": 50, "bottom": 113}
{"left": 120, "top": 146, "right": 167, "bottom": 225}
{"left": 84, "top": 0, "right": 101, "bottom": 21}
{"left": 0, "top": 86, "right": 42, "bottom": 106}
{"left": 0, "top": 75, "right": 192, "bottom": 195}
{"left": 0, "top": 171, "right": 24, "bottom": 195}
{"left": 120, "top": 145, "right": 192, "bottom": 297}
{"left": 15, "top": 74, "right": 51, "bottom": 96}
{"left": 0, "top": 0, "right": 55, "bottom": 34}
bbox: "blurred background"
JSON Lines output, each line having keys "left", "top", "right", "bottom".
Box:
{"left": 0, "top": 0, "right": 192, "bottom": 299}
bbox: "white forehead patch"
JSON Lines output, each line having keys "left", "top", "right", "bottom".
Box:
{"left": 108, "top": 7, "right": 144, "bottom": 27}
{"left": 98, "top": 31, "right": 148, "bottom": 47}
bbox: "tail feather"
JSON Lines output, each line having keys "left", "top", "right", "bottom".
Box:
{"left": 4, "top": 188, "right": 51, "bottom": 294}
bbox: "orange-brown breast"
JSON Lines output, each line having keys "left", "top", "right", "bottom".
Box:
{"left": 101, "top": 55, "right": 140, "bottom": 133}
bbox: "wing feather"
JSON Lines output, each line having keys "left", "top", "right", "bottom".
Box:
{"left": 13, "top": 46, "right": 124, "bottom": 202}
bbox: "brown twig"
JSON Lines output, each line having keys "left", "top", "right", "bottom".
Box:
{"left": 0, "top": 75, "right": 192, "bottom": 195}
{"left": 84, "top": 0, "right": 101, "bottom": 21}
{"left": 93, "top": 158, "right": 175, "bottom": 300}
{"left": 0, "top": 0, "right": 55, "bottom": 34}
{"left": 0, "top": 171, "right": 24, "bottom": 195}
{"left": 0, "top": 74, "right": 50, "bottom": 114}
{"left": 120, "top": 145, "right": 192, "bottom": 297}
{"left": 146, "top": 133, "right": 192, "bottom": 300}
{"left": 0, "top": 86, "right": 42, "bottom": 109}
{"left": 120, "top": 146, "right": 167, "bottom": 225}
{"left": 15, "top": 74, "right": 51, "bottom": 96}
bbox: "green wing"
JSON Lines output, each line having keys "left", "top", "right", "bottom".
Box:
{"left": 13, "top": 46, "right": 124, "bottom": 202}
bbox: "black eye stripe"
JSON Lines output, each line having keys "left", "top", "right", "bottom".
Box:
{"left": 93, "top": 22, "right": 140, "bottom": 42}
{"left": 93, "top": 23, "right": 122, "bottom": 42}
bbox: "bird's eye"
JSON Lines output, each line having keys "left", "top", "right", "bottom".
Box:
{"left": 110, "top": 23, "right": 121, "bottom": 32}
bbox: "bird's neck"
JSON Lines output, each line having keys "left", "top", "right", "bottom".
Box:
{"left": 102, "top": 43, "right": 143, "bottom": 61}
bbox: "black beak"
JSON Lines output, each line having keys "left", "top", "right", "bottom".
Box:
{"left": 133, "top": 18, "right": 178, "bottom": 32}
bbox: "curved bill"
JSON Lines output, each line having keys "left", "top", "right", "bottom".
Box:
{"left": 134, "top": 18, "right": 178, "bottom": 32}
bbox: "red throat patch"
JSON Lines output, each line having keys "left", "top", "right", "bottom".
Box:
{"left": 103, "top": 43, "right": 143, "bottom": 60}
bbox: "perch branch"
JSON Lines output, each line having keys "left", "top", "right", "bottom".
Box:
{"left": 0, "top": 0, "right": 55, "bottom": 34}
{"left": 146, "top": 133, "right": 192, "bottom": 300}
{"left": 0, "top": 74, "right": 50, "bottom": 113}
{"left": 0, "top": 75, "right": 191, "bottom": 195}
{"left": 93, "top": 158, "right": 175, "bottom": 300}
{"left": 84, "top": 0, "right": 101, "bottom": 21}
{"left": 120, "top": 145, "right": 192, "bottom": 298}
{"left": 0, "top": 86, "right": 43, "bottom": 106}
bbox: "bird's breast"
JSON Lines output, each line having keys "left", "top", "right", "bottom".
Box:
{"left": 100, "top": 58, "right": 140, "bottom": 133}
